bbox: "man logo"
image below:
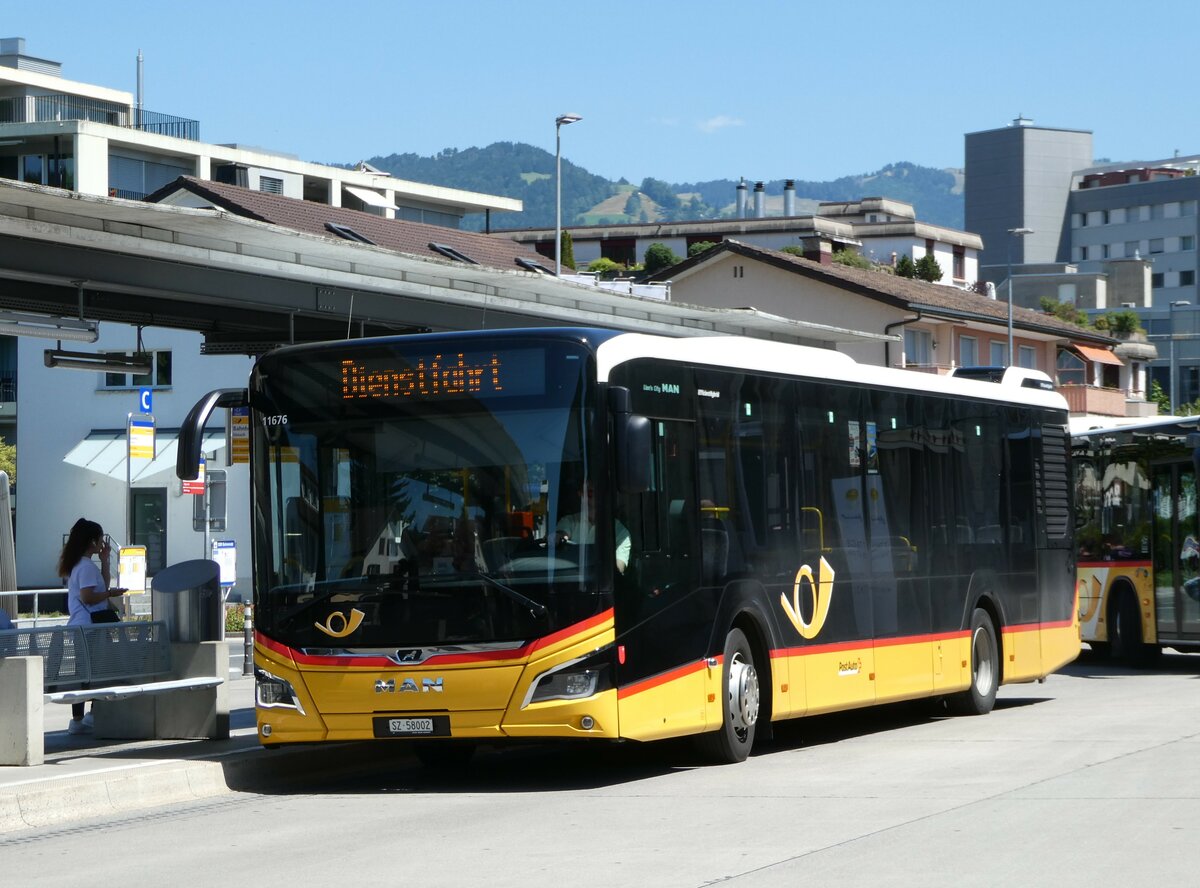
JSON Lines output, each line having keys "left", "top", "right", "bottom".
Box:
{"left": 780, "top": 556, "right": 835, "bottom": 639}
{"left": 375, "top": 679, "right": 395, "bottom": 693}
{"left": 315, "top": 608, "right": 366, "bottom": 638}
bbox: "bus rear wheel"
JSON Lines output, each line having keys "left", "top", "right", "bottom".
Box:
{"left": 1110, "top": 591, "right": 1159, "bottom": 666}
{"left": 697, "top": 628, "right": 760, "bottom": 764}
{"left": 950, "top": 608, "right": 999, "bottom": 716}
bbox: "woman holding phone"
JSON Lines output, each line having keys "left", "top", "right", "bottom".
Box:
{"left": 57, "top": 518, "right": 126, "bottom": 733}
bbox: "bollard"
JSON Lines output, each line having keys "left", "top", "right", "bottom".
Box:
{"left": 242, "top": 601, "right": 254, "bottom": 675}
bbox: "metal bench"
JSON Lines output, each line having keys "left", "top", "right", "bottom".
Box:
{"left": 0, "top": 621, "right": 220, "bottom": 702}
{"left": 0, "top": 622, "right": 228, "bottom": 765}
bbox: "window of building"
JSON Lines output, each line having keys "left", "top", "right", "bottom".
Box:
{"left": 1183, "top": 236, "right": 1195, "bottom": 251}
{"left": 1150, "top": 238, "right": 1165, "bottom": 254}
{"left": 1128, "top": 206, "right": 1144, "bottom": 222}
{"left": 1078, "top": 246, "right": 1089, "bottom": 261}
{"left": 1182, "top": 201, "right": 1197, "bottom": 217}
{"left": 1102, "top": 209, "right": 1110, "bottom": 225}
{"left": 1056, "top": 349, "right": 1086, "bottom": 385}
{"left": 1125, "top": 241, "right": 1140, "bottom": 258}
{"left": 953, "top": 247, "right": 965, "bottom": 279}
{"left": 959, "top": 335, "right": 979, "bottom": 367}
{"left": 1152, "top": 204, "right": 1166, "bottom": 220}
{"left": 1102, "top": 244, "right": 1110, "bottom": 259}
{"left": 101, "top": 350, "right": 172, "bottom": 389}
{"left": 1182, "top": 271, "right": 1196, "bottom": 287}
{"left": 1018, "top": 346, "right": 1037, "bottom": 369}
{"left": 259, "top": 176, "right": 283, "bottom": 194}
{"left": 904, "top": 328, "right": 932, "bottom": 365}
{"left": 989, "top": 341, "right": 1005, "bottom": 365}
{"left": 1152, "top": 273, "right": 1165, "bottom": 288}
{"left": 1073, "top": 213, "right": 1085, "bottom": 228}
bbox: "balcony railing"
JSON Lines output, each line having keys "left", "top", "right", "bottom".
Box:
{"left": 1058, "top": 383, "right": 1128, "bottom": 417}
{"left": 0, "top": 94, "right": 199, "bottom": 141}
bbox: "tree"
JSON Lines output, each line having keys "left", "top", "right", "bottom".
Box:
{"left": 832, "top": 249, "right": 873, "bottom": 270}
{"left": 1104, "top": 310, "right": 1143, "bottom": 335}
{"left": 1150, "top": 380, "right": 1170, "bottom": 414}
{"left": 560, "top": 230, "right": 575, "bottom": 271}
{"left": 586, "top": 257, "right": 622, "bottom": 278}
{"left": 643, "top": 242, "right": 682, "bottom": 275}
{"left": 1038, "top": 297, "right": 1088, "bottom": 327}
{"left": 688, "top": 241, "right": 718, "bottom": 258}
{"left": 914, "top": 254, "right": 943, "bottom": 282}
{"left": 623, "top": 192, "right": 641, "bottom": 216}
{"left": 896, "top": 255, "right": 917, "bottom": 278}
{"left": 0, "top": 436, "right": 12, "bottom": 487}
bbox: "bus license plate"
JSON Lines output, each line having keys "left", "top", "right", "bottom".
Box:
{"left": 390, "top": 718, "right": 433, "bottom": 734}
{"left": 373, "top": 715, "right": 450, "bottom": 737}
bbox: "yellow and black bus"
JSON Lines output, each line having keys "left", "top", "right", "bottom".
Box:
{"left": 1073, "top": 417, "right": 1200, "bottom": 662}
{"left": 180, "top": 328, "right": 1079, "bottom": 764}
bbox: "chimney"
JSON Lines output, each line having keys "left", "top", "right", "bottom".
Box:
{"left": 736, "top": 178, "right": 747, "bottom": 218}
{"left": 753, "top": 181, "right": 765, "bottom": 218}
{"left": 783, "top": 180, "right": 795, "bottom": 216}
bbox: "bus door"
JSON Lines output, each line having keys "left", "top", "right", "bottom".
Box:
{"left": 615, "top": 417, "right": 709, "bottom": 741}
{"left": 1152, "top": 462, "right": 1200, "bottom": 642}
{"left": 867, "top": 392, "right": 932, "bottom": 703}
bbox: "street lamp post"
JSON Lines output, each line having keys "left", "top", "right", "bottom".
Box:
{"left": 1006, "top": 227, "right": 1033, "bottom": 365}
{"left": 554, "top": 113, "right": 582, "bottom": 277}
{"left": 1169, "top": 300, "right": 1191, "bottom": 414}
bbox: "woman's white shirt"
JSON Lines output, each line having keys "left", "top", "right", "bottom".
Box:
{"left": 66, "top": 558, "right": 107, "bottom": 625}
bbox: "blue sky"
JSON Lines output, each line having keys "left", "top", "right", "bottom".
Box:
{"left": 17, "top": 1, "right": 1199, "bottom": 185}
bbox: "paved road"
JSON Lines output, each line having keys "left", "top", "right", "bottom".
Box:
{"left": 3, "top": 650, "right": 1197, "bottom": 887}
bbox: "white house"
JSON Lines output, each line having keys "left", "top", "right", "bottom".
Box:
{"left": 15, "top": 325, "right": 254, "bottom": 598}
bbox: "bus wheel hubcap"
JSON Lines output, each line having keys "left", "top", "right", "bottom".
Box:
{"left": 973, "top": 627, "right": 994, "bottom": 696}
{"left": 728, "top": 652, "right": 760, "bottom": 739}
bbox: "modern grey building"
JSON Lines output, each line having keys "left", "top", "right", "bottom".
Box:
{"left": 1066, "top": 157, "right": 1200, "bottom": 405}
{"left": 965, "top": 118, "right": 1093, "bottom": 273}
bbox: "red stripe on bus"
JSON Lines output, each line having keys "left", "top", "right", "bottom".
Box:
{"left": 257, "top": 609, "right": 615, "bottom": 669}
{"left": 528, "top": 608, "right": 614, "bottom": 654}
{"left": 617, "top": 659, "right": 710, "bottom": 700}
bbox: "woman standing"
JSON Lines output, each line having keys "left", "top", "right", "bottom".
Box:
{"left": 57, "top": 518, "right": 125, "bottom": 734}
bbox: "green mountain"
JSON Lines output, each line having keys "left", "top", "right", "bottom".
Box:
{"left": 360, "top": 143, "right": 964, "bottom": 232}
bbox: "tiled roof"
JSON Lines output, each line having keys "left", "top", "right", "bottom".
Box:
{"left": 144, "top": 177, "right": 552, "bottom": 274}
{"left": 654, "top": 239, "right": 1114, "bottom": 344}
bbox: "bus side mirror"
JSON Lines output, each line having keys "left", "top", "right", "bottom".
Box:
{"left": 609, "top": 386, "right": 650, "bottom": 493}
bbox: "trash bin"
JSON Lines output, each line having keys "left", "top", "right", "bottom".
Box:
{"left": 151, "top": 559, "right": 223, "bottom": 642}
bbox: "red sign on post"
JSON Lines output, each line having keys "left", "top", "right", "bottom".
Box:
{"left": 182, "top": 457, "right": 206, "bottom": 495}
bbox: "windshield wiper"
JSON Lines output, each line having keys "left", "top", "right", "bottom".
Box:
{"left": 423, "top": 570, "right": 548, "bottom": 618}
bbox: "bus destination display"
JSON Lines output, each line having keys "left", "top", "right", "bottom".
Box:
{"left": 340, "top": 349, "right": 545, "bottom": 401}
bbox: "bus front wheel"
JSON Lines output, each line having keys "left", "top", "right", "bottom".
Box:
{"left": 951, "top": 608, "right": 999, "bottom": 716}
{"left": 697, "top": 628, "right": 760, "bottom": 764}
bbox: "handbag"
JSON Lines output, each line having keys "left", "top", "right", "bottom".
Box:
{"left": 90, "top": 607, "right": 120, "bottom": 624}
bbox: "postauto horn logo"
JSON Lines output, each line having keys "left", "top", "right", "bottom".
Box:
{"left": 780, "top": 557, "right": 835, "bottom": 639}
{"left": 315, "top": 608, "right": 366, "bottom": 638}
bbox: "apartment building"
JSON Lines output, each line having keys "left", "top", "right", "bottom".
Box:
{"left": 0, "top": 37, "right": 519, "bottom": 225}
{"left": 506, "top": 193, "right": 982, "bottom": 289}
{"left": 965, "top": 117, "right": 1200, "bottom": 409}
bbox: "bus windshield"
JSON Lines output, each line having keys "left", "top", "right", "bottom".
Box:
{"left": 250, "top": 338, "right": 603, "bottom": 649}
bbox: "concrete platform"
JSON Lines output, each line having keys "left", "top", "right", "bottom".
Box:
{"left": 0, "top": 674, "right": 261, "bottom": 833}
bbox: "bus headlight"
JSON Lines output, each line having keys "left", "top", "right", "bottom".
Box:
{"left": 256, "top": 666, "right": 306, "bottom": 714}
{"left": 529, "top": 668, "right": 599, "bottom": 703}
{"left": 523, "top": 647, "right": 613, "bottom": 707}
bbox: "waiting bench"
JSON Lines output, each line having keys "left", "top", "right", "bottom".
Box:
{"left": 0, "top": 621, "right": 227, "bottom": 766}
